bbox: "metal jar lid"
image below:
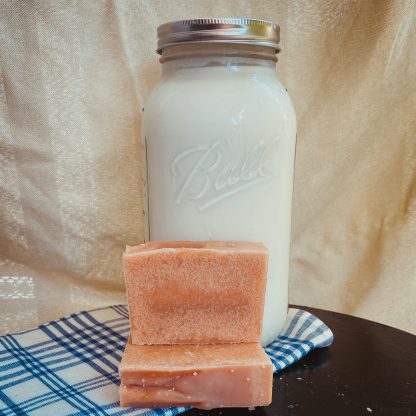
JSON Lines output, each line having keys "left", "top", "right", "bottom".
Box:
{"left": 156, "top": 18, "right": 280, "bottom": 55}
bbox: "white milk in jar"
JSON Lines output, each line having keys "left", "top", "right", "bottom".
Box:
{"left": 143, "top": 19, "right": 297, "bottom": 346}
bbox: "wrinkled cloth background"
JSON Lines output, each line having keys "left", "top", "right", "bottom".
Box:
{"left": 1, "top": 0, "right": 415, "bottom": 336}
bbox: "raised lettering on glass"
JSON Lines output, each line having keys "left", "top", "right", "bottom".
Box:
{"left": 170, "top": 137, "right": 280, "bottom": 211}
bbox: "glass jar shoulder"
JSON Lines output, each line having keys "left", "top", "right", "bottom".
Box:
{"left": 146, "top": 72, "right": 286, "bottom": 107}
{"left": 144, "top": 72, "right": 296, "bottom": 135}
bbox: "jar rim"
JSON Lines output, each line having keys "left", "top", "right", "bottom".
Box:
{"left": 157, "top": 18, "right": 281, "bottom": 55}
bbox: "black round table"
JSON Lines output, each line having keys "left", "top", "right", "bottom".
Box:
{"left": 187, "top": 306, "right": 416, "bottom": 416}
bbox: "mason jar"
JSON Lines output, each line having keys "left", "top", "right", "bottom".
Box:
{"left": 142, "top": 18, "right": 297, "bottom": 346}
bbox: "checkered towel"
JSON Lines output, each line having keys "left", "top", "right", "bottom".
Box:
{"left": 0, "top": 305, "right": 333, "bottom": 416}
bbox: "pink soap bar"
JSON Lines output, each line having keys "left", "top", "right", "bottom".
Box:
{"left": 123, "top": 241, "right": 268, "bottom": 345}
{"left": 119, "top": 339, "right": 273, "bottom": 410}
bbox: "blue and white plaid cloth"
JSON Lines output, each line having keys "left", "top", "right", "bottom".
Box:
{"left": 0, "top": 305, "right": 333, "bottom": 416}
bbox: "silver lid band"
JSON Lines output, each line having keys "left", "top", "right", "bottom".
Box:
{"left": 157, "top": 18, "right": 280, "bottom": 55}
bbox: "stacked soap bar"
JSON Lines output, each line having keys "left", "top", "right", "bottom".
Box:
{"left": 119, "top": 340, "right": 273, "bottom": 409}
{"left": 123, "top": 241, "right": 268, "bottom": 345}
{"left": 120, "top": 241, "right": 273, "bottom": 410}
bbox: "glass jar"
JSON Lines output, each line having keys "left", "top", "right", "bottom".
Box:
{"left": 143, "top": 19, "right": 297, "bottom": 346}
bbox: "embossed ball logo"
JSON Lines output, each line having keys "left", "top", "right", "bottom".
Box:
{"left": 170, "top": 137, "right": 280, "bottom": 211}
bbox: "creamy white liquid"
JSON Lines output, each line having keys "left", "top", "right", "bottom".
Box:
{"left": 143, "top": 56, "right": 296, "bottom": 346}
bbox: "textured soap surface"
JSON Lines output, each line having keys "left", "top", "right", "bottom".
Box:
{"left": 119, "top": 339, "right": 273, "bottom": 410}
{"left": 123, "top": 241, "right": 268, "bottom": 345}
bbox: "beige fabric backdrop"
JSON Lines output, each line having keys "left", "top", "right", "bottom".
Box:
{"left": 1, "top": 0, "right": 415, "bottom": 335}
